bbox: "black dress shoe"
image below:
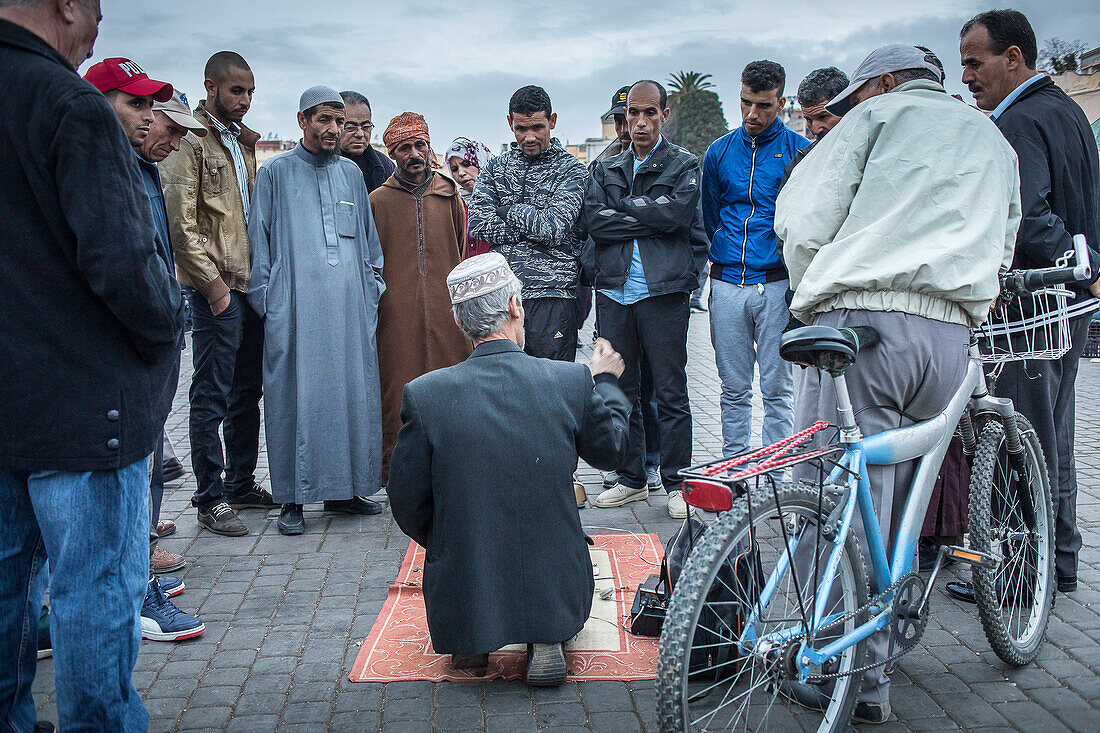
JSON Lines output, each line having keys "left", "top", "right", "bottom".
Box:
{"left": 918, "top": 538, "right": 956, "bottom": 573}
{"left": 324, "top": 496, "right": 383, "bottom": 515}
{"left": 162, "top": 457, "right": 186, "bottom": 483}
{"left": 853, "top": 700, "right": 892, "bottom": 724}
{"left": 34, "top": 723, "right": 55, "bottom": 733}
{"left": 945, "top": 580, "right": 977, "bottom": 603}
{"left": 526, "top": 643, "right": 567, "bottom": 687}
{"left": 225, "top": 482, "right": 276, "bottom": 509}
{"left": 1057, "top": 575, "right": 1077, "bottom": 593}
{"left": 278, "top": 503, "right": 305, "bottom": 535}
{"left": 451, "top": 653, "right": 490, "bottom": 674}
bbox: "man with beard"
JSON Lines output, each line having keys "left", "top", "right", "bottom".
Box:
{"left": 161, "top": 51, "right": 274, "bottom": 541}
{"left": 339, "top": 89, "right": 394, "bottom": 193}
{"left": 370, "top": 112, "right": 471, "bottom": 487}
{"left": 958, "top": 9, "right": 1100, "bottom": 597}
{"left": 247, "top": 86, "right": 387, "bottom": 536}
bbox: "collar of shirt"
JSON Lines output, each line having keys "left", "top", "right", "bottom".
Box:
{"left": 989, "top": 73, "right": 1045, "bottom": 122}
{"left": 630, "top": 135, "right": 664, "bottom": 169}
{"left": 206, "top": 111, "right": 242, "bottom": 140}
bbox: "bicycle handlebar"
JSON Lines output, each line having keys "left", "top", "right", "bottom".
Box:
{"left": 1001, "top": 234, "right": 1093, "bottom": 295}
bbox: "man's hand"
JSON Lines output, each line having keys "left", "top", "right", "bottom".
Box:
{"left": 1089, "top": 279, "right": 1100, "bottom": 300}
{"left": 210, "top": 292, "right": 231, "bottom": 316}
{"left": 589, "top": 338, "right": 625, "bottom": 378}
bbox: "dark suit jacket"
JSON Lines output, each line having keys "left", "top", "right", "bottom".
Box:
{"left": 387, "top": 339, "right": 630, "bottom": 654}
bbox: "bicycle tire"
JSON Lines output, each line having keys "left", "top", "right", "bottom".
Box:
{"left": 968, "top": 414, "right": 1054, "bottom": 666}
{"left": 656, "top": 483, "right": 869, "bottom": 733}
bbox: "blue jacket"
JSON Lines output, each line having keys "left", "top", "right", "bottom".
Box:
{"left": 702, "top": 118, "right": 809, "bottom": 284}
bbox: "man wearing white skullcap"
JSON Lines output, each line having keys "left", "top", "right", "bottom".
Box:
{"left": 387, "top": 253, "right": 631, "bottom": 687}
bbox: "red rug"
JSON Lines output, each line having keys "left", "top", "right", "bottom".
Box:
{"left": 348, "top": 533, "right": 662, "bottom": 683}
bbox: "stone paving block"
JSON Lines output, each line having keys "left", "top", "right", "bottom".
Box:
{"left": 433, "top": 683, "right": 482, "bottom": 708}
{"left": 381, "top": 722, "right": 433, "bottom": 733}
{"left": 588, "top": 711, "right": 643, "bottom": 732}
{"left": 432, "top": 704, "right": 484, "bottom": 729}
{"left": 534, "top": 701, "right": 588, "bottom": 727}
{"left": 224, "top": 714, "right": 281, "bottom": 732}
{"left": 485, "top": 715, "right": 539, "bottom": 733}
{"left": 934, "top": 692, "right": 1007, "bottom": 729}
{"left": 334, "top": 686, "right": 384, "bottom": 713}
{"left": 580, "top": 681, "right": 635, "bottom": 711}
{"left": 386, "top": 681, "right": 436, "bottom": 700}
{"left": 280, "top": 701, "right": 333, "bottom": 724}
{"left": 177, "top": 704, "right": 232, "bottom": 730}
{"left": 994, "top": 701, "right": 1073, "bottom": 732}
{"left": 970, "top": 681, "right": 1028, "bottom": 704}
{"left": 233, "top": 691, "right": 287, "bottom": 716}
{"left": 384, "top": 696, "right": 432, "bottom": 721}
{"left": 330, "top": 709, "right": 382, "bottom": 730}
{"left": 890, "top": 685, "right": 946, "bottom": 720}
{"left": 192, "top": 684, "right": 244, "bottom": 707}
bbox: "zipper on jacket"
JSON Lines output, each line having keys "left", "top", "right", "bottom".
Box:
{"left": 740, "top": 138, "right": 758, "bottom": 286}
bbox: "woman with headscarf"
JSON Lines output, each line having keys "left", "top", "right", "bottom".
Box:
{"left": 445, "top": 137, "right": 494, "bottom": 258}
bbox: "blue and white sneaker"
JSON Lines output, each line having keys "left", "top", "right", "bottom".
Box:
{"left": 156, "top": 576, "right": 185, "bottom": 598}
{"left": 141, "top": 579, "right": 204, "bottom": 642}
{"left": 646, "top": 465, "right": 662, "bottom": 490}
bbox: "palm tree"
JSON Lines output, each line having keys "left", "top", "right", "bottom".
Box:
{"left": 668, "top": 70, "right": 715, "bottom": 101}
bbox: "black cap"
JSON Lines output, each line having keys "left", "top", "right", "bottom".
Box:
{"left": 603, "top": 85, "right": 630, "bottom": 118}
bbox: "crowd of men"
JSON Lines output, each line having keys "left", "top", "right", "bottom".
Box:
{"left": 1, "top": 0, "right": 1098, "bottom": 729}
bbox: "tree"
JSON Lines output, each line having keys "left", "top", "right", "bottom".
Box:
{"left": 1040, "top": 38, "right": 1087, "bottom": 74}
{"left": 668, "top": 71, "right": 715, "bottom": 102}
{"left": 666, "top": 89, "right": 729, "bottom": 158}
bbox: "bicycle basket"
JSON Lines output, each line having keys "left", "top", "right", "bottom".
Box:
{"left": 975, "top": 286, "right": 1073, "bottom": 363}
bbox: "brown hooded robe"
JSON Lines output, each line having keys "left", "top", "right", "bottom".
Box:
{"left": 370, "top": 171, "right": 471, "bottom": 484}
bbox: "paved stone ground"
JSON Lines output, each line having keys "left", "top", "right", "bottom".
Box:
{"left": 33, "top": 307, "right": 1100, "bottom": 732}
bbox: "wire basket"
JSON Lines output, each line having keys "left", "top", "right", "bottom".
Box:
{"left": 975, "top": 286, "right": 1073, "bottom": 363}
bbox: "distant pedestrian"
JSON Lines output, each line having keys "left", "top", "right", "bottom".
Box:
{"left": 582, "top": 80, "right": 708, "bottom": 519}
{"left": 0, "top": 3, "right": 184, "bottom": 729}
{"left": 372, "top": 113, "right": 472, "bottom": 487}
{"left": 247, "top": 86, "right": 387, "bottom": 535}
{"left": 339, "top": 89, "right": 395, "bottom": 192}
{"left": 468, "top": 85, "right": 589, "bottom": 361}
{"left": 702, "top": 60, "right": 810, "bottom": 460}
{"left": 160, "top": 51, "right": 274, "bottom": 538}
{"left": 960, "top": 9, "right": 1100, "bottom": 595}
{"left": 444, "top": 136, "right": 494, "bottom": 257}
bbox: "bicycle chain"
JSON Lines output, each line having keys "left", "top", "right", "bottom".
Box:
{"left": 766, "top": 573, "right": 917, "bottom": 682}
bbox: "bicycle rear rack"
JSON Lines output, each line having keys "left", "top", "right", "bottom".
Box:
{"left": 681, "top": 421, "right": 844, "bottom": 511}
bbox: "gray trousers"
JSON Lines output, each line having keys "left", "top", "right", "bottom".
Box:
{"left": 794, "top": 309, "right": 969, "bottom": 704}
{"left": 994, "top": 312, "right": 1090, "bottom": 582}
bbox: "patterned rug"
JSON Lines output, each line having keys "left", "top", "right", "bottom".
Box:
{"left": 348, "top": 533, "right": 662, "bottom": 683}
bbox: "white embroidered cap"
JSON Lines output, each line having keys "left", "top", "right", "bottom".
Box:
{"left": 447, "top": 252, "right": 518, "bottom": 304}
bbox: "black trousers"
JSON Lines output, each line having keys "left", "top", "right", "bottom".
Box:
{"left": 186, "top": 288, "right": 264, "bottom": 510}
{"left": 596, "top": 292, "right": 691, "bottom": 491}
{"left": 524, "top": 296, "right": 578, "bottom": 362}
{"left": 995, "top": 311, "right": 1090, "bottom": 582}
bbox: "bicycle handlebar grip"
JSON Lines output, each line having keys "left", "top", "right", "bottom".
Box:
{"left": 1073, "top": 234, "right": 1092, "bottom": 280}
{"left": 847, "top": 325, "right": 880, "bottom": 351}
{"left": 1021, "top": 267, "right": 1082, "bottom": 290}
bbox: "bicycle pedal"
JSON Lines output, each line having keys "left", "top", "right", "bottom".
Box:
{"left": 941, "top": 545, "right": 997, "bottom": 569}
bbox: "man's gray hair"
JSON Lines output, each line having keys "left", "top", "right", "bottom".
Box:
{"left": 797, "top": 67, "right": 849, "bottom": 107}
{"left": 452, "top": 277, "right": 522, "bottom": 340}
{"left": 883, "top": 67, "right": 941, "bottom": 86}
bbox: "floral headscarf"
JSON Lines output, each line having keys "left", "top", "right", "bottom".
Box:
{"left": 445, "top": 137, "right": 493, "bottom": 201}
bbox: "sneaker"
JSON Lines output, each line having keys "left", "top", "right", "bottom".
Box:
{"left": 594, "top": 483, "right": 649, "bottom": 508}
{"left": 37, "top": 606, "right": 51, "bottom": 660}
{"left": 140, "top": 579, "right": 204, "bottom": 642}
{"left": 151, "top": 546, "right": 186, "bottom": 574}
{"left": 156, "top": 576, "right": 185, "bottom": 598}
{"left": 853, "top": 700, "right": 892, "bottom": 724}
{"left": 197, "top": 501, "right": 248, "bottom": 536}
{"left": 224, "top": 482, "right": 276, "bottom": 509}
{"left": 645, "top": 465, "right": 662, "bottom": 490}
{"left": 525, "top": 642, "right": 567, "bottom": 687}
{"left": 155, "top": 519, "right": 176, "bottom": 537}
{"left": 667, "top": 489, "right": 695, "bottom": 519}
{"left": 323, "top": 497, "right": 383, "bottom": 515}
{"left": 278, "top": 503, "right": 306, "bottom": 535}
{"left": 602, "top": 470, "right": 620, "bottom": 489}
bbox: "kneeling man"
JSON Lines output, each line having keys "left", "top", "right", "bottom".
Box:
{"left": 387, "top": 253, "right": 630, "bottom": 686}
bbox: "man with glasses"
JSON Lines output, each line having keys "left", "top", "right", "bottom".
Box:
{"left": 339, "top": 90, "right": 394, "bottom": 193}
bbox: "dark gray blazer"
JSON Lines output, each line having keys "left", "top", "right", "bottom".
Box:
{"left": 387, "top": 339, "right": 630, "bottom": 654}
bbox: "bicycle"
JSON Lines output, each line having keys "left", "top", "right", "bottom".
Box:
{"left": 655, "top": 236, "right": 1093, "bottom": 732}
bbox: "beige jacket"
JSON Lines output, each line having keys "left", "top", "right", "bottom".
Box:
{"left": 776, "top": 80, "right": 1021, "bottom": 328}
{"left": 160, "top": 104, "right": 258, "bottom": 303}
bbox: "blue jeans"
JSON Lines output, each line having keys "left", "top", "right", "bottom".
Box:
{"left": 0, "top": 459, "right": 150, "bottom": 733}
{"left": 709, "top": 278, "right": 794, "bottom": 457}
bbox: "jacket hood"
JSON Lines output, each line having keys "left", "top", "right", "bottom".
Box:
{"left": 380, "top": 170, "right": 459, "bottom": 198}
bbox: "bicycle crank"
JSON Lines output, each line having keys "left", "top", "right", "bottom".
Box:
{"left": 891, "top": 574, "right": 928, "bottom": 652}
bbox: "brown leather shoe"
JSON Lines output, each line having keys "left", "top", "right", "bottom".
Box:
{"left": 155, "top": 519, "right": 176, "bottom": 537}
{"left": 152, "top": 547, "right": 186, "bottom": 574}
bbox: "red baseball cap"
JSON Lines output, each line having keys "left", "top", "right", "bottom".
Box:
{"left": 83, "top": 58, "right": 173, "bottom": 102}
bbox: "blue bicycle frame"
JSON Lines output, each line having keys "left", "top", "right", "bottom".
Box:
{"left": 744, "top": 348, "right": 1015, "bottom": 673}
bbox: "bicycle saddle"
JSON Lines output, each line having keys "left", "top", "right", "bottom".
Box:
{"left": 779, "top": 325, "right": 880, "bottom": 375}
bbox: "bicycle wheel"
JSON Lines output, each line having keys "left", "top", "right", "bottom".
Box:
{"left": 657, "top": 484, "right": 868, "bottom": 733}
{"left": 968, "top": 414, "right": 1054, "bottom": 665}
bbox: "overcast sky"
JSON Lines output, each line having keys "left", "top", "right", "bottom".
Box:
{"left": 87, "top": 0, "right": 1098, "bottom": 151}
